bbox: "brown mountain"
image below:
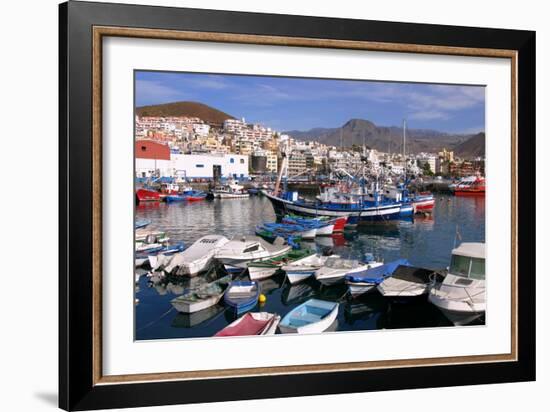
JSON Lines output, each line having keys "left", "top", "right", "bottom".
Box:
{"left": 136, "top": 101, "right": 234, "bottom": 125}
{"left": 286, "top": 119, "right": 473, "bottom": 155}
{"left": 453, "top": 132, "right": 485, "bottom": 158}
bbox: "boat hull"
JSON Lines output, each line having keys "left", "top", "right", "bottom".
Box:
{"left": 376, "top": 277, "right": 430, "bottom": 297}
{"left": 264, "top": 191, "right": 401, "bottom": 223}
{"left": 224, "top": 282, "right": 260, "bottom": 313}
{"left": 171, "top": 293, "right": 224, "bottom": 314}
{"left": 215, "top": 312, "right": 281, "bottom": 337}
{"left": 136, "top": 188, "right": 160, "bottom": 202}
{"left": 454, "top": 190, "right": 485, "bottom": 196}
{"left": 285, "top": 271, "right": 316, "bottom": 284}
{"left": 214, "top": 192, "right": 250, "bottom": 199}
{"left": 315, "top": 224, "right": 334, "bottom": 236}
{"left": 346, "top": 282, "right": 376, "bottom": 298}
{"left": 216, "top": 246, "right": 291, "bottom": 269}
{"left": 247, "top": 266, "right": 279, "bottom": 281}
{"left": 429, "top": 287, "right": 485, "bottom": 325}
{"left": 413, "top": 199, "right": 435, "bottom": 212}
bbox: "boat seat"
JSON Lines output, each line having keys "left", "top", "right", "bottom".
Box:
{"left": 288, "top": 313, "right": 320, "bottom": 326}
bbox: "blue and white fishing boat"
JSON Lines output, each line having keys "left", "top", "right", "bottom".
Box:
{"left": 281, "top": 216, "right": 334, "bottom": 235}
{"left": 224, "top": 281, "right": 260, "bottom": 313}
{"left": 135, "top": 242, "right": 185, "bottom": 267}
{"left": 264, "top": 190, "right": 402, "bottom": 225}
{"left": 278, "top": 299, "right": 339, "bottom": 334}
{"left": 135, "top": 219, "right": 151, "bottom": 229}
{"left": 345, "top": 258, "right": 411, "bottom": 298}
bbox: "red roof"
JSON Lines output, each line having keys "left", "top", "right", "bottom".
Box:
{"left": 135, "top": 140, "right": 170, "bottom": 160}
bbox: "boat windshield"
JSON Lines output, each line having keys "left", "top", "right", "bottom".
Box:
{"left": 243, "top": 243, "right": 261, "bottom": 253}
{"left": 450, "top": 255, "right": 485, "bottom": 280}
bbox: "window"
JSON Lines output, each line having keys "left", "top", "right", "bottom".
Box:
{"left": 243, "top": 244, "right": 260, "bottom": 253}
{"left": 450, "top": 255, "right": 470, "bottom": 277}
{"left": 450, "top": 255, "right": 485, "bottom": 280}
{"left": 240, "top": 159, "right": 245, "bottom": 164}
{"left": 470, "top": 258, "right": 485, "bottom": 280}
{"left": 196, "top": 164, "right": 204, "bottom": 168}
{"left": 230, "top": 158, "right": 235, "bottom": 164}
{"left": 141, "top": 146, "right": 146, "bottom": 151}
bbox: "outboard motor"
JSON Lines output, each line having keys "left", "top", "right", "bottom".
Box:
{"left": 145, "top": 234, "right": 157, "bottom": 244}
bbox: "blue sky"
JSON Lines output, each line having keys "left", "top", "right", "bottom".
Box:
{"left": 135, "top": 71, "right": 485, "bottom": 134}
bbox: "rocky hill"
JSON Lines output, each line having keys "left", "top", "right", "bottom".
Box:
{"left": 452, "top": 132, "right": 485, "bottom": 158}
{"left": 136, "top": 101, "right": 234, "bottom": 125}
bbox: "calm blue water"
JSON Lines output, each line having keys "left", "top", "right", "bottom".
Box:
{"left": 135, "top": 194, "right": 485, "bottom": 340}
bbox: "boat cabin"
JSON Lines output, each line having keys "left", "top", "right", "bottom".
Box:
{"left": 449, "top": 242, "right": 486, "bottom": 281}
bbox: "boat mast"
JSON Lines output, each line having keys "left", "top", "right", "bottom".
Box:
{"left": 274, "top": 140, "right": 289, "bottom": 196}
{"left": 403, "top": 118, "right": 407, "bottom": 183}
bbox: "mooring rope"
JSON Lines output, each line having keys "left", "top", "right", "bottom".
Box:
{"left": 136, "top": 306, "right": 176, "bottom": 332}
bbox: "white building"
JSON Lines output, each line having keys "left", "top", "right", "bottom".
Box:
{"left": 193, "top": 123, "right": 210, "bottom": 137}
{"left": 417, "top": 155, "right": 437, "bottom": 174}
{"left": 171, "top": 153, "right": 248, "bottom": 179}
{"left": 135, "top": 142, "right": 249, "bottom": 179}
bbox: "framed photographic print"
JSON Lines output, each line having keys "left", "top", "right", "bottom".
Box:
{"left": 59, "top": 1, "right": 536, "bottom": 410}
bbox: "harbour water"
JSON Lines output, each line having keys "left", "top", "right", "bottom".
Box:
{"left": 135, "top": 194, "right": 485, "bottom": 340}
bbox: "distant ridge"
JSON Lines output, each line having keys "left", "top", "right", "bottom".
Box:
{"left": 453, "top": 132, "right": 485, "bottom": 158}
{"left": 136, "top": 101, "right": 235, "bottom": 125}
{"left": 285, "top": 119, "right": 482, "bottom": 157}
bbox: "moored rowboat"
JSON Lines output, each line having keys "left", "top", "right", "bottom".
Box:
{"left": 224, "top": 281, "right": 260, "bottom": 313}
{"left": 171, "top": 275, "right": 232, "bottom": 314}
{"left": 214, "top": 312, "right": 281, "bottom": 337}
{"left": 278, "top": 299, "right": 339, "bottom": 334}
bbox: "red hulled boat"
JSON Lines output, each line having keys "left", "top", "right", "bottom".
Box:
{"left": 136, "top": 188, "right": 161, "bottom": 202}
{"left": 454, "top": 177, "right": 486, "bottom": 196}
{"left": 412, "top": 192, "right": 435, "bottom": 213}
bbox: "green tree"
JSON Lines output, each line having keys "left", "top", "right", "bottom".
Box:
{"left": 422, "top": 162, "right": 434, "bottom": 176}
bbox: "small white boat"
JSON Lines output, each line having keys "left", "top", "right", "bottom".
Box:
{"left": 377, "top": 265, "right": 443, "bottom": 297}
{"left": 214, "top": 312, "right": 281, "bottom": 337}
{"left": 170, "top": 275, "right": 231, "bottom": 313}
{"left": 247, "top": 249, "right": 315, "bottom": 281}
{"left": 429, "top": 242, "right": 486, "bottom": 325}
{"left": 164, "top": 235, "right": 230, "bottom": 276}
{"left": 214, "top": 235, "right": 291, "bottom": 271}
{"left": 282, "top": 254, "right": 339, "bottom": 284}
{"left": 345, "top": 258, "right": 410, "bottom": 298}
{"left": 211, "top": 182, "right": 250, "bottom": 199}
{"left": 148, "top": 253, "right": 172, "bottom": 271}
{"left": 135, "top": 242, "right": 164, "bottom": 253}
{"left": 135, "top": 230, "right": 169, "bottom": 244}
{"left": 315, "top": 256, "right": 383, "bottom": 286}
{"left": 314, "top": 224, "right": 335, "bottom": 236}
{"left": 278, "top": 299, "right": 339, "bottom": 334}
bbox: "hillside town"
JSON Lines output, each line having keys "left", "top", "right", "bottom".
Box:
{"left": 135, "top": 113, "right": 485, "bottom": 182}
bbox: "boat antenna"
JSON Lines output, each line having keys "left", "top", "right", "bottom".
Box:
{"left": 340, "top": 126, "right": 343, "bottom": 151}
{"left": 453, "top": 224, "right": 462, "bottom": 248}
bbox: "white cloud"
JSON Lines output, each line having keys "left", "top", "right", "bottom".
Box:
{"left": 135, "top": 79, "right": 189, "bottom": 105}
{"left": 409, "top": 110, "right": 450, "bottom": 121}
